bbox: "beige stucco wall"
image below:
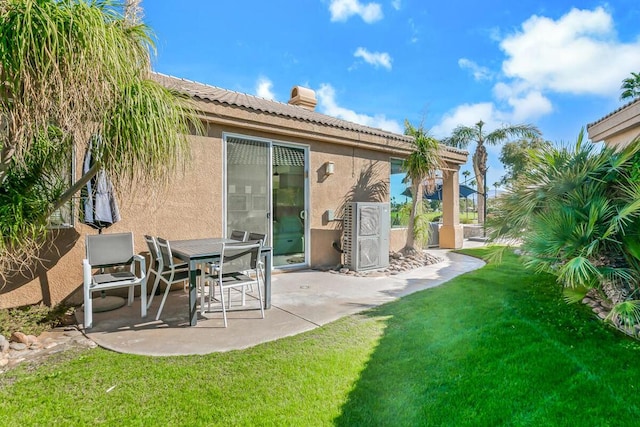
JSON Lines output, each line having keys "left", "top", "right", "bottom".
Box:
{"left": 1, "top": 94, "right": 467, "bottom": 309}
{"left": 0, "top": 125, "right": 423, "bottom": 309}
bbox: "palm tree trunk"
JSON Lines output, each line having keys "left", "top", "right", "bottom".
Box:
{"left": 402, "top": 181, "right": 422, "bottom": 255}
{"left": 473, "top": 144, "right": 488, "bottom": 224}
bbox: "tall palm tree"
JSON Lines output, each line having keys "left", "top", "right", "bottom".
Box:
{"left": 462, "top": 169, "right": 471, "bottom": 184}
{"left": 442, "top": 120, "right": 540, "bottom": 224}
{"left": 0, "top": 0, "right": 200, "bottom": 277}
{"left": 620, "top": 72, "right": 640, "bottom": 101}
{"left": 401, "top": 120, "right": 443, "bottom": 255}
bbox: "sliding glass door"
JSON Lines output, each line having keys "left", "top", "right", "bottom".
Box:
{"left": 272, "top": 144, "right": 306, "bottom": 266}
{"left": 225, "top": 137, "right": 270, "bottom": 239}
{"left": 225, "top": 136, "right": 308, "bottom": 268}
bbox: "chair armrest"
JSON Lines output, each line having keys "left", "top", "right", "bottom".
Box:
{"left": 131, "top": 254, "right": 147, "bottom": 280}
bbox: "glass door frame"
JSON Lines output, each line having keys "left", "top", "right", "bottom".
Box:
{"left": 272, "top": 141, "right": 310, "bottom": 269}
{"left": 222, "top": 133, "right": 309, "bottom": 269}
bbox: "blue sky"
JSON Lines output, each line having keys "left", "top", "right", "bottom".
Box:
{"left": 142, "top": 0, "right": 640, "bottom": 189}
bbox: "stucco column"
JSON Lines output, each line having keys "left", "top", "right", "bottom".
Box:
{"left": 439, "top": 167, "right": 464, "bottom": 249}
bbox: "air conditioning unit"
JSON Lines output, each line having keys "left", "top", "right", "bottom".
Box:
{"left": 343, "top": 202, "right": 390, "bottom": 271}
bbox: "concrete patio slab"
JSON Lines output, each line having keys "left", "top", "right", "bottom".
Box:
{"left": 78, "top": 242, "right": 486, "bottom": 356}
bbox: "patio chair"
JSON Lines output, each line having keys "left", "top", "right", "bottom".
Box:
{"left": 155, "top": 237, "right": 203, "bottom": 321}
{"left": 230, "top": 229, "right": 248, "bottom": 241}
{"left": 247, "top": 232, "right": 267, "bottom": 286}
{"left": 83, "top": 232, "right": 147, "bottom": 329}
{"left": 204, "top": 241, "right": 265, "bottom": 327}
{"left": 144, "top": 235, "right": 188, "bottom": 310}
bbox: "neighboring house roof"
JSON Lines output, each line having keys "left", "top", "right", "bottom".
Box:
{"left": 151, "top": 72, "right": 468, "bottom": 160}
{"left": 587, "top": 98, "right": 640, "bottom": 147}
{"left": 587, "top": 98, "right": 640, "bottom": 129}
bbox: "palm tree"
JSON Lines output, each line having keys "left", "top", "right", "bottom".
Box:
{"left": 442, "top": 120, "right": 540, "bottom": 224}
{"left": 620, "top": 72, "right": 640, "bottom": 101}
{"left": 493, "top": 182, "right": 500, "bottom": 198}
{"left": 0, "top": 0, "right": 200, "bottom": 277}
{"left": 462, "top": 170, "right": 471, "bottom": 217}
{"left": 401, "top": 120, "right": 443, "bottom": 255}
{"left": 489, "top": 130, "right": 640, "bottom": 326}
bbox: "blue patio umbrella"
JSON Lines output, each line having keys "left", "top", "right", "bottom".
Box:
{"left": 401, "top": 184, "right": 478, "bottom": 201}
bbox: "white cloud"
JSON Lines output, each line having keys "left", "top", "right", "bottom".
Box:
{"left": 458, "top": 58, "right": 492, "bottom": 81}
{"left": 493, "top": 83, "right": 553, "bottom": 122}
{"left": 316, "top": 83, "right": 403, "bottom": 134}
{"left": 500, "top": 7, "right": 640, "bottom": 96}
{"left": 431, "top": 103, "right": 504, "bottom": 139}
{"left": 391, "top": 0, "right": 401, "bottom": 11}
{"left": 354, "top": 47, "right": 392, "bottom": 70}
{"left": 255, "top": 77, "right": 275, "bottom": 100}
{"left": 329, "top": 0, "right": 383, "bottom": 23}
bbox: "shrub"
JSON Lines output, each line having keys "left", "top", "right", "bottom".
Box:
{"left": 489, "top": 131, "right": 640, "bottom": 324}
{"left": 0, "top": 304, "right": 70, "bottom": 337}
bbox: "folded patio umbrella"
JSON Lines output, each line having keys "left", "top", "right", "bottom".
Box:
{"left": 80, "top": 137, "right": 121, "bottom": 232}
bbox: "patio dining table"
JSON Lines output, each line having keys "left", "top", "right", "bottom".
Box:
{"left": 170, "top": 237, "right": 272, "bottom": 326}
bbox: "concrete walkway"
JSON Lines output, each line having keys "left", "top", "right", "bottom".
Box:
{"left": 79, "top": 242, "right": 486, "bottom": 356}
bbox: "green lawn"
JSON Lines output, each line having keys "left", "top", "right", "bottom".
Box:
{"left": 2, "top": 248, "right": 640, "bottom": 426}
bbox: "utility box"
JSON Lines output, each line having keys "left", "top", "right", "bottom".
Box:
{"left": 343, "top": 202, "right": 390, "bottom": 271}
{"left": 427, "top": 222, "right": 440, "bottom": 247}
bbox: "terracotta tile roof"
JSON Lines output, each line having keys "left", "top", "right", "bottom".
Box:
{"left": 587, "top": 98, "right": 640, "bottom": 129}
{"left": 151, "top": 72, "right": 467, "bottom": 156}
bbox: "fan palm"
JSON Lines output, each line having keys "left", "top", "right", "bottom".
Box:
{"left": 490, "top": 130, "right": 640, "bottom": 324}
{"left": 442, "top": 120, "right": 541, "bottom": 224}
{"left": 620, "top": 72, "right": 640, "bottom": 101}
{"left": 0, "top": 0, "right": 201, "bottom": 277}
{"left": 401, "top": 120, "right": 443, "bottom": 254}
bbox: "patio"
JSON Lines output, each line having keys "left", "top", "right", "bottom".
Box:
{"left": 77, "top": 242, "right": 486, "bottom": 356}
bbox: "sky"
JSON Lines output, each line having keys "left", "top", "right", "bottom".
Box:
{"left": 142, "top": 0, "right": 640, "bottom": 190}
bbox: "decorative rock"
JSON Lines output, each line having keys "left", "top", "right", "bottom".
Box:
{"left": 0, "top": 358, "right": 8, "bottom": 367}
{"left": 29, "top": 342, "right": 43, "bottom": 350}
{"left": 9, "top": 342, "right": 27, "bottom": 351}
{"left": 597, "top": 311, "right": 608, "bottom": 319}
{"left": 1, "top": 340, "right": 9, "bottom": 354}
{"left": 64, "top": 329, "right": 82, "bottom": 338}
{"left": 10, "top": 331, "right": 29, "bottom": 345}
{"left": 27, "top": 334, "right": 38, "bottom": 345}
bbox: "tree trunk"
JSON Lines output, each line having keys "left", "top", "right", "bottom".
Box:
{"left": 473, "top": 144, "right": 488, "bottom": 225}
{"left": 402, "top": 181, "right": 422, "bottom": 256}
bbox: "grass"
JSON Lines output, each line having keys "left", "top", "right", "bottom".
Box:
{"left": 2, "top": 248, "right": 640, "bottom": 425}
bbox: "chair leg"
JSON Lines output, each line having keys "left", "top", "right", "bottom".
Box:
{"left": 140, "top": 279, "right": 147, "bottom": 318}
{"left": 155, "top": 280, "right": 173, "bottom": 321}
{"left": 84, "top": 287, "right": 93, "bottom": 329}
{"left": 146, "top": 273, "right": 161, "bottom": 309}
{"left": 127, "top": 285, "right": 135, "bottom": 306}
{"left": 219, "top": 285, "right": 228, "bottom": 327}
{"left": 256, "top": 278, "right": 265, "bottom": 319}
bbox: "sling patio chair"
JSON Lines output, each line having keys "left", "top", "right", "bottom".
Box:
{"left": 204, "top": 241, "right": 265, "bottom": 327}
{"left": 83, "top": 232, "right": 147, "bottom": 329}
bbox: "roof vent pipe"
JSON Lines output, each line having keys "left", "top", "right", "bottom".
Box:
{"left": 288, "top": 86, "right": 317, "bottom": 111}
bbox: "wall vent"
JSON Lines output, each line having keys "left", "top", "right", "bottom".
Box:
{"left": 343, "top": 202, "right": 390, "bottom": 271}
